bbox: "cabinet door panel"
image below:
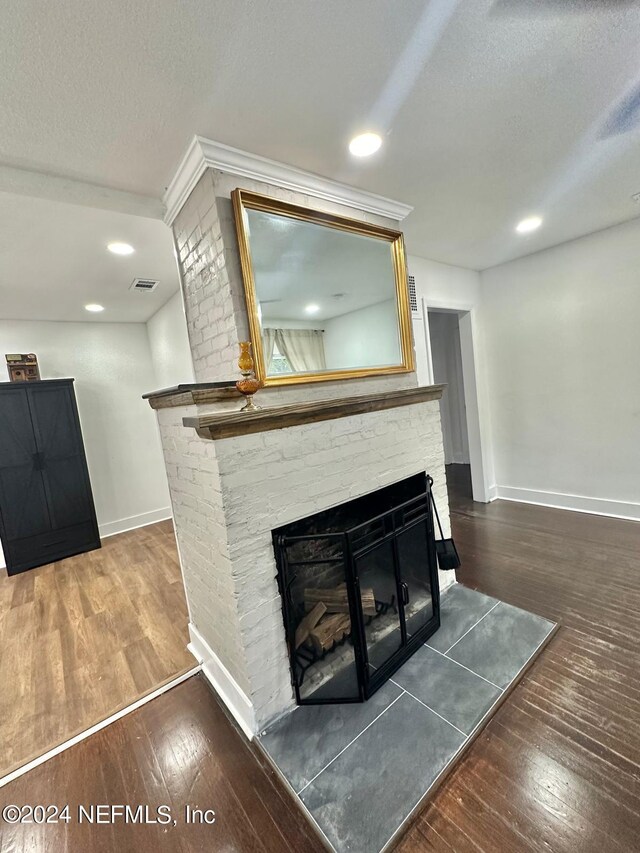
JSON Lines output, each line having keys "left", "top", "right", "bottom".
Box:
{"left": 0, "top": 463, "right": 51, "bottom": 541}
{"left": 27, "top": 384, "right": 94, "bottom": 530}
{"left": 42, "top": 457, "right": 93, "bottom": 529}
{"left": 0, "top": 387, "right": 37, "bottom": 466}
{"left": 0, "top": 388, "right": 50, "bottom": 540}
{"left": 28, "top": 383, "right": 83, "bottom": 458}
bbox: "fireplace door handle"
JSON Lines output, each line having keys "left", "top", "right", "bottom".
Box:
{"left": 401, "top": 582, "right": 410, "bottom": 606}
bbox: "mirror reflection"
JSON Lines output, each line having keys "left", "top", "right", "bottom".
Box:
{"left": 243, "top": 207, "right": 404, "bottom": 379}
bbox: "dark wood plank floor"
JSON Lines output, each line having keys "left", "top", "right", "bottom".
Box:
{"left": 397, "top": 464, "right": 640, "bottom": 853}
{"left": 2, "top": 465, "right": 639, "bottom": 852}
{"left": 0, "top": 676, "right": 325, "bottom": 853}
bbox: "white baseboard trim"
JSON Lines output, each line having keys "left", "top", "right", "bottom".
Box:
{"left": 495, "top": 485, "right": 640, "bottom": 522}
{"left": 0, "top": 666, "right": 200, "bottom": 789}
{"left": 99, "top": 507, "right": 173, "bottom": 538}
{"left": 487, "top": 484, "right": 499, "bottom": 502}
{"left": 187, "top": 623, "right": 257, "bottom": 740}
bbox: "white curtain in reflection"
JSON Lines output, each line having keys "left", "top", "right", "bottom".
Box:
{"left": 262, "top": 328, "right": 277, "bottom": 370}
{"left": 274, "top": 329, "right": 326, "bottom": 372}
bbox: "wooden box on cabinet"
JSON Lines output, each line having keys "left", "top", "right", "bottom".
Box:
{"left": 5, "top": 353, "right": 41, "bottom": 382}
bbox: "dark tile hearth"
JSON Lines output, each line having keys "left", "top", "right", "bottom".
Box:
{"left": 300, "top": 692, "right": 465, "bottom": 853}
{"left": 446, "top": 600, "right": 555, "bottom": 689}
{"left": 258, "top": 582, "right": 556, "bottom": 853}
{"left": 260, "top": 680, "right": 403, "bottom": 792}
{"left": 391, "top": 645, "right": 502, "bottom": 735}
{"left": 425, "top": 582, "right": 497, "bottom": 653}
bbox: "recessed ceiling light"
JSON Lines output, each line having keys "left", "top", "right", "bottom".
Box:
{"left": 348, "top": 132, "right": 382, "bottom": 157}
{"left": 305, "top": 303, "right": 320, "bottom": 314}
{"left": 85, "top": 303, "right": 104, "bottom": 313}
{"left": 515, "top": 216, "right": 542, "bottom": 234}
{"left": 107, "top": 241, "right": 134, "bottom": 255}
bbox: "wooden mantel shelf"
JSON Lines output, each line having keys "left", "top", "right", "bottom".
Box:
{"left": 143, "top": 382, "right": 238, "bottom": 410}
{"left": 183, "top": 384, "right": 445, "bottom": 440}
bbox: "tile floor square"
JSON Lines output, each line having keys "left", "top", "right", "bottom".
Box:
{"left": 427, "top": 583, "right": 498, "bottom": 652}
{"left": 299, "top": 692, "right": 465, "bottom": 853}
{"left": 447, "top": 600, "right": 555, "bottom": 688}
{"left": 392, "top": 645, "right": 502, "bottom": 734}
{"left": 261, "top": 681, "right": 402, "bottom": 792}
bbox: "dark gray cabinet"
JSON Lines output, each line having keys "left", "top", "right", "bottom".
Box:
{"left": 0, "top": 379, "right": 100, "bottom": 575}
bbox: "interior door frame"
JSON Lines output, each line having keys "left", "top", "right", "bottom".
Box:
{"left": 422, "top": 299, "right": 491, "bottom": 504}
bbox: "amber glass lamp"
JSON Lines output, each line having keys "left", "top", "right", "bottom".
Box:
{"left": 236, "top": 341, "right": 262, "bottom": 412}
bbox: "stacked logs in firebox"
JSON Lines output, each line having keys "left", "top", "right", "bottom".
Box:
{"left": 294, "top": 584, "right": 377, "bottom": 655}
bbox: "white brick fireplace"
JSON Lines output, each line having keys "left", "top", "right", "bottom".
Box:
{"left": 147, "top": 138, "right": 454, "bottom": 737}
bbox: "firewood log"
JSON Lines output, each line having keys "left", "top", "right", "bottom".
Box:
{"left": 357, "top": 589, "right": 377, "bottom": 616}
{"left": 294, "top": 602, "right": 326, "bottom": 649}
{"left": 308, "top": 613, "right": 351, "bottom": 655}
{"left": 304, "top": 585, "right": 377, "bottom": 616}
{"left": 304, "top": 587, "right": 348, "bottom": 613}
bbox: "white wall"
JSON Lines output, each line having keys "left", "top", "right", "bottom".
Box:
{"left": 323, "top": 299, "right": 400, "bottom": 369}
{"left": 408, "top": 253, "right": 493, "bottom": 501}
{"left": 0, "top": 320, "right": 171, "bottom": 566}
{"left": 409, "top": 255, "right": 481, "bottom": 309}
{"left": 146, "top": 290, "right": 195, "bottom": 389}
{"left": 428, "top": 312, "right": 470, "bottom": 465}
{"left": 480, "top": 216, "right": 640, "bottom": 519}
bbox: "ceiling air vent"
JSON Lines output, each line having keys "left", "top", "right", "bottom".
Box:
{"left": 408, "top": 274, "right": 421, "bottom": 319}
{"left": 130, "top": 278, "right": 160, "bottom": 292}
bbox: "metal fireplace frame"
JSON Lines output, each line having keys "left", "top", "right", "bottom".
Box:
{"left": 273, "top": 474, "right": 441, "bottom": 706}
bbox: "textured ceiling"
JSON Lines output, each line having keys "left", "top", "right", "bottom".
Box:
{"left": 1, "top": 0, "right": 640, "bottom": 270}
{"left": 0, "top": 192, "right": 179, "bottom": 323}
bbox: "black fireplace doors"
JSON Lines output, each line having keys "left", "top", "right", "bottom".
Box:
{"left": 273, "top": 473, "right": 441, "bottom": 705}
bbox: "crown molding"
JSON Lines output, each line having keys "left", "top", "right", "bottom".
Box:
{"left": 163, "top": 135, "right": 413, "bottom": 225}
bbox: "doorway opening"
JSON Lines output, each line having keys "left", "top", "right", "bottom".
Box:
{"left": 428, "top": 311, "right": 471, "bottom": 504}
{"left": 426, "top": 308, "right": 488, "bottom": 505}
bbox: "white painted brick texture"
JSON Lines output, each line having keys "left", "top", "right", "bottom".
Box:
{"left": 213, "top": 398, "right": 452, "bottom": 727}
{"left": 158, "top": 398, "right": 452, "bottom": 729}
{"left": 172, "top": 170, "right": 245, "bottom": 383}
{"left": 157, "top": 406, "right": 251, "bottom": 694}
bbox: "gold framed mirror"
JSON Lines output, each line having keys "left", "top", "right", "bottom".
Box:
{"left": 232, "top": 189, "right": 415, "bottom": 387}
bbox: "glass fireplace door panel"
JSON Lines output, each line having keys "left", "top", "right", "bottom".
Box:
{"left": 354, "top": 538, "right": 403, "bottom": 671}
{"left": 284, "top": 538, "right": 362, "bottom": 703}
{"left": 396, "top": 520, "right": 434, "bottom": 637}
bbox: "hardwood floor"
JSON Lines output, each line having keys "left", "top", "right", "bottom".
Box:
{"left": 396, "top": 464, "right": 640, "bottom": 852}
{"left": 0, "top": 675, "right": 325, "bottom": 853}
{"left": 2, "top": 470, "right": 639, "bottom": 852}
{"left": 0, "top": 520, "right": 192, "bottom": 778}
